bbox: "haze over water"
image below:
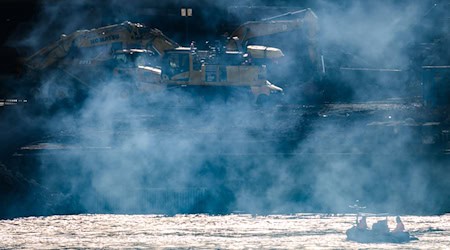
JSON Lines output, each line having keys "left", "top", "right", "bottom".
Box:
{"left": 0, "top": 213, "right": 448, "bottom": 249}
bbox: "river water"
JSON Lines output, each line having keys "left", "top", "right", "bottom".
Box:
{"left": 0, "top": 213, "right": 448, "bottom": 249}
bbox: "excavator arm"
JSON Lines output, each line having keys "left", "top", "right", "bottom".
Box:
{"left": 226, "top": 8, "right": 319, "bottom": 68}
{"left": 226, "top": 8, "right": 318, "bottom": 54}
{"left": 25, "top": 21, "right": 179, "bottom": 70}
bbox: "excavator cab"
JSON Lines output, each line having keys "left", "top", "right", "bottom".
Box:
{"left": 163, "top": 50, "right": 191, "bottom": 78}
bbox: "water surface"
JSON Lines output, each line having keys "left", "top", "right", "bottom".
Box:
{"left": 1, "top": 213, "right": 448, "bottom": 249}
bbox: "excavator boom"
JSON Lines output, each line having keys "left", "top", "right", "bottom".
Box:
{"left": 25, "top": 21, "right": 179, "bottom": 70}
{"left": 226, "top": 8, "right": 318, "bottom": 52}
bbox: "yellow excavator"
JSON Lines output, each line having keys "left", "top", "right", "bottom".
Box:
{"left": 24, "top": 21, "right": 283, "bottom": 104}
{"left": 150, "top": 8, "right": 321, "bottom": 103}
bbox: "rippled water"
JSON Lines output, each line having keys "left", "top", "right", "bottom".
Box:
{"left": 0, "top": 214, "right": 448, "bottom": 249}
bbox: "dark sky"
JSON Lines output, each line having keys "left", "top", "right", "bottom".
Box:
{"left": 0, "top": 0, "right": 447, "bottom": 63}
{"left": 1, "top": 0, "right": 444, "bottom": 44}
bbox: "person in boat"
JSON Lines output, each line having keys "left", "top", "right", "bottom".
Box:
{"left": 392, "top": 216, "right": 405, "bottom": 233}
{"left": 356, "top": 216, "right": 368, "bottom": 230}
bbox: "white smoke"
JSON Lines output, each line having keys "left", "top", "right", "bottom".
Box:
{"left": 6, "top": 0, "right": 448, "bottom": 216}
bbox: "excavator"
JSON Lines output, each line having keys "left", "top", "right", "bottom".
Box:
{"left": 22, "top": 21, "right": 283, "bottom": 105}
{"left": 146, "top": 8, "right": 321, "bottom": 103}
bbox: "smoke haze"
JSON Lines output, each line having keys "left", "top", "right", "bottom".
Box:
{"left": 3, "top": 0, "right": 449, "bottom": 217}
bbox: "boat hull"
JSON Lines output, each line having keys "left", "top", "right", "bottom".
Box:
{"left": 346, "top": 226, "right": 417, "bottom": 243}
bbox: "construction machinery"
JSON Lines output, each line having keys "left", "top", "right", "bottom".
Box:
{"left": 20, "top": 8, "right": 324, "bottom": 105}
{"left": 22, "top": 21, "right": 283, "bottom": 105}
{"left": 147, "top": 7, "right": 324, "bottom": 104}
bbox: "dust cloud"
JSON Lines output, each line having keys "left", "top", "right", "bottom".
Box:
{"left": 4, "top": 0, "right": 448, "bottom": 216}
